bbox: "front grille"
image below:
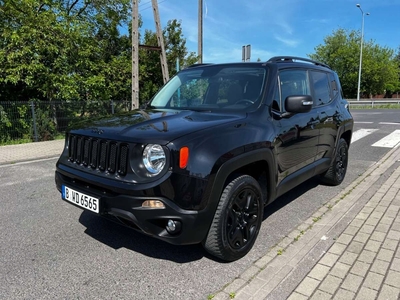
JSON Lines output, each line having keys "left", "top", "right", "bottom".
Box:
{"left": 68, "top": 134, "right": 129, "bottom": 176}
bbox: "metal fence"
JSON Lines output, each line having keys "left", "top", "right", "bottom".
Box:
{"left": 347, "top": 99, "right": 400, "bottom": 108}
{"left": 0, "top": 100, "right": 131, "bottom": 144}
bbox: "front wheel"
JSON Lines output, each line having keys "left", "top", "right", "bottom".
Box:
{"left": 321, "top": 138, "right": 348, "bottom": 186}
{"left": 203, "top": 175, "right": 263, "bottom": 261}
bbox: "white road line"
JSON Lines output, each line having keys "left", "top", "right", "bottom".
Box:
{"left": 379, "top": 122, "right": 400, "bottom": 125}
{"left": 351, "top": 128, "right": 378, "bottom": 144}
{"left": 372, "top": 130, "right": 400, "bottom": 148}
{"left": 354, "top": 121, "right": 374, "bottom": 124}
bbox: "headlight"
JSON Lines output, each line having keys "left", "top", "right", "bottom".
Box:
{"left": 142, "top": 144, "right": 166, "bottom": 176}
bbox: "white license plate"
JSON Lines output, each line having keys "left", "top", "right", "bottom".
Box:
{"left": 62, "top": 185, "right": 99, "bottom": 213}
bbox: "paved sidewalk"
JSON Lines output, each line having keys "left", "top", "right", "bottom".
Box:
{"left": 213, "top": 145, "right": 400, "bottom": 300}
{"left": 0, "top": 139, "right": 64, "bottom": 165}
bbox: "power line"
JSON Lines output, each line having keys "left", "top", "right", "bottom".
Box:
{"left": 139, "top": 0, "right": 167, "bottom": 12}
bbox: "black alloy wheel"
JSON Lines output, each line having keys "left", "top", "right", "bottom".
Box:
{"left": 321, "top": 138, "right": 348, "bottom": 186}
{"left": 203, "top": 174, "right": 263, "bottom": 261}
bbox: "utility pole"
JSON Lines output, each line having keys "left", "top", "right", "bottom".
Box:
{"left": 151, "top": 0, "right": 169, "bottom": 84}
{"left": 131, "top": 0, "right": 139, "bottom": 110}
{"left": 198, "top": 0, "right": 203, "bottom": 63}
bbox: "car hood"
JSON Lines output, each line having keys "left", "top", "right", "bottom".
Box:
{"left": 68, "top": 109, "right": 247, "bottom": 144}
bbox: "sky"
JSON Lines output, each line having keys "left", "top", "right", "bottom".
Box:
{"left": 137, "top": 0, "right": 400, "bottom": 64}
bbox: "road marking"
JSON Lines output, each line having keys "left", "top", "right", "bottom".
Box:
{"left": 379, "top": 122, "right": 400, "bottom": 125}
{"left": 354, "top": 121, "right": 374, "bottom": 124}
{"left": 351, "top": 128, "right": 378, "bottom": 144}
{"left": 372, "top": 130, "right": 400, "bottom": 148}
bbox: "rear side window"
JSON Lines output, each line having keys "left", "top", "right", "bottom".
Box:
{"left": 328, "top": 73, "right": 339, "bottom": 99}
{"left": 310, "top": 71, "right": 331, "bottom": 106}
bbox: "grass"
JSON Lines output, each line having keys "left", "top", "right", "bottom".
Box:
{"left": 0, "top": 133, "right": 65, "bottom": 146}
{"left": 350, "top": 104, "right": 400, "bottom": 109}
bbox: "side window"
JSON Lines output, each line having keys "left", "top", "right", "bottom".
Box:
{"left": 328, "top": 73, "right": 339, "bottom": 99}
{"left": 311, "top": 71, "right": 331, "bottom": 106}
{"left": 279, "top": 70, "right": 310, "bottom": 112}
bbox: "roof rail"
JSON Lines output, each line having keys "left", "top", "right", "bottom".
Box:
{"left": 186, "top": 63, "right": 213, "bottom": 69}
{"left": 267, "top": 56, "right": 330, "bottom": 69}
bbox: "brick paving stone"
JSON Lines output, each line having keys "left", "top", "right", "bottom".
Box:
{"left": 330, "top": 262, "right": 351, "bottom": 279}
{"left": 396, "top": 247, "right": 400, "bottom": 258}
{"left": 333, "top": 288, "right": 355, "bottom": 300}
{"left": 353, "top": 232, "right": 370, "bottom": 244}
{"left": 360, "top": 224, "right": 375, "bottom": 234}
{"left": 376, "top": 248, "right": 395, "bottom": 262}
{"left": 381, "top": 217, "right": 395, "bottom": 225}
{"left": 310, "top": 290, "right": 332, "bottom": 300}
{"left": 363, "top": 272, "right": 384, "bottom": 291}
{"left": 308, "top": 264, "right": 331, "bottom": 281}
{"left": 320, "top": 253, "right": 340, "bottom": 267}
{"left": 391, "top": 222, "right": 400, "bottom": 232}
{"left": 337, "top": 234, "right": 353, "bottom": 246}
{"left": 370, "top": 259, "right": 391, "bottom": 275}
{"left": 319, "top": 275, "right": 342, "bottom": 295}
{"left": 377, "top": 284, "right": 400, "bottom": 300}
{"left": 343, "top": 226, "right": 359, "bottom": 236}
{"left": 365, "top": 217, "right": 380, "bottom": 226}
{"left": 295, "top": 277, "right": 320, "bottom": 297}
{"left": 370, "top": 211, "right": 384, "bottom": 219}
{"left": 356, "top": 212, "right": 369, "bottom": 221}
{"left": 350, "top": 261, "right": 370, "bottom": 277}
{"left": 370, "top": 231, "right": 386, "bottom": 242}
{"left": 347, "top": 241, "right": 364, "bottom": 254}
{"left": 355, "top": 287, "right": 377, "bottom": 300}
{"left": 382, "top": 238, "right": 399, "bottom": 251}
{"left": 329, "top": 243, "right": 347, "bottom": 256}
{"left": 361, "top": 207, "right": 374, "bottom": 214}
{"left": 287, "top": 292, "right": 309, "bottom": 300}
{"left": 374, "top": 206, "right": 387, "bottom": 213}
{"left": 387, "top": 230, "right": 400, "bottom": 240}
{"left": 350, "top": 219, "right": 365, "bottom": 228}
{"left": 358, "top": 250, "right": 377, "bottom": 264}
{"left": 385, "top": 210, "right": 398, "bottom": 218}
{"left": 390, "top": 257, "right": 400, "bottom": 272}
{"left": 339, "top": 251, "right": 358, "bottom": 265}
{"left": 341, "top": 274, "right": 363, "bottom": 293}
{"left": 376, "top": 223, "right": 391, "bottom": 233}
{"left": 364, "top": 240, "right": 382, "bottom": 252}
{"left": 385, "top": 270, "right": 400, "bottom": 287}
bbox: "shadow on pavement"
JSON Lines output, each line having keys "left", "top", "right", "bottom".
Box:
{"left": 79, "top": 176, "right": 322, "bottom": 263}
{"left": 79, "top": 211, "right": 207, "bottom": 263}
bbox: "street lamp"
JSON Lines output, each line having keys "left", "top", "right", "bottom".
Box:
{"left": 356, "top": 4, "right": 370, "bottom": 101}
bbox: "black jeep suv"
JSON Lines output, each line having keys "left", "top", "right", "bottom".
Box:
{"left": 55, "top": 56, "right": 353, "bottom": 261}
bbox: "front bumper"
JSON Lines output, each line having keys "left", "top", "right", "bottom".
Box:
{"left": 55, "top": 170, "right": 214, "bottom": 245}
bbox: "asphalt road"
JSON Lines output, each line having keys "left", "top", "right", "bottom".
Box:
{"left": 1, "top": 109, "right": 399, "bottom": 300}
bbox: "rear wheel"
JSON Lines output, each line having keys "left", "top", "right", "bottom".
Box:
{"left": 321, "top": 138, "right": 348, "bottom": 186}
{"left": 203, "top": 175, "right": 263, "bottom": 261}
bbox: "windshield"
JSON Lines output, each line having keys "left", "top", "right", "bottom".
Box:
{"left": 150, "top": 65, "right": 267, "bottom": 111}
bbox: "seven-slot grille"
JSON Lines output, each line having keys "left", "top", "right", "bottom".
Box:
{"left": 68, "top": 134, "right": 129, "bottom": 176}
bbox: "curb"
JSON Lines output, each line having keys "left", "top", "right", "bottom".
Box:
{"left": 211, "top": 145, "right": 400, "bottom": 300}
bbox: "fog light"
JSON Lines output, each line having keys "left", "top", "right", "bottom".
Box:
{"left": 142, "top": 200, "right": 165, "bottom": 209}
{"left": 166, "top": 219, "right": 181, "bottom": 234}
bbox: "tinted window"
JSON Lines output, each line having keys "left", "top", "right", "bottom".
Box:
{"left": 279, "top": 70, "right": 310, "bottom": 112}
{"left": 311, "top": 71, "right": 331, "bottom": 106}
{"left": 150, "top": 66, "right": 266, "bottom": 112}
{"left": 328, "top": 73, "right": 339, "bottom": 99}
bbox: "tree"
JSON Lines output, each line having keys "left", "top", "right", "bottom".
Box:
{"left": 309, "top": 28, "right": 399, "bottom": 98}
{"left": 138, "top": 20, "right": 198, "bottom": 103}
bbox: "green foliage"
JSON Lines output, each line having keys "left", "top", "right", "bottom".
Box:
{"left": 308, "top": 28, "right": 400, "bottom": 98}
{"left": 0, "top": 0, "right": 196, "bottom": 142}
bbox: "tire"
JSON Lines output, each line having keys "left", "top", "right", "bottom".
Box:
{"left": 321, "top": 138, "right": 348, "bottom": 186}
{"left": 203, "top": 174, "right": 263, "bottom": 261}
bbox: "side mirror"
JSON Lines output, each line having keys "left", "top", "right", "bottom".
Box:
{"left": 285, "top": 95, "right": 313, "bottom": 114}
